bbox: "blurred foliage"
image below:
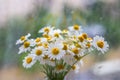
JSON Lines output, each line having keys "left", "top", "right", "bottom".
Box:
{"left": 85, "top": 1, "right": 120, "bottom": 47}
{"left": 0, "top": 28, "right": 6, "bottom": 66}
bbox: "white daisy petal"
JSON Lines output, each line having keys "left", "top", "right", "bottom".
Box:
{"left": 16, "top": 33, "right": 31, "bottom": 45}
{"left": 31, "top": 46, "right": 46, "bottom": 59}
{"left": 68, "top": 25, "right": 83, "bottom": 35}
{"left": 23, "top": 54, "right": 36, "bottom": 68}
{"left": 71, "top": 64, "right": 80, "bottom": 73}
{"left": 38, "top": 26, "right": 54, "bottom": 33}
{"left": 17, "top": 39, "right": 35, "bottom": 54}
{"left": 47, "top": 42, "right": 65, "bottom": 60}
{"left": 93, "top": 36, "right": 109, "bottom": 54}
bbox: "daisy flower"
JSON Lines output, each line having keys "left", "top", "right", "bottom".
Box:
{"left": 68, "top": 25, "right": 82, "bottom": 35}
{"left": 74, "top": 33, "right": 88, "bottom": 43}
{"left": 71, "top": 64, "right": 80, "bottom": 73}
{"left": 81, "top": 33, "right": 88, "bottom": 40}
{"left": 23, "top": 54, "right": 36, "bottom": 68}
{"left": 49, "top": 29, "right": 63, "bottom": 40}
{"left": 34, "top": 37, "right": 41, "bottom": 44}
{"left": 39, "top": 55, "right": 55, "bottom": 66}
{"left": 31, "top": 46, "right": 46, "bottom": 59}
{"left": 85, "top": 42, "right": 93, "bottom": 52}
{"left": 74, "top": 42, "right": 83, "bottom": 49}
{"left": 16, "top": 33, "right": 31, "bottom": 45}
{"left": 62, "top": 43, "right": 71, "bottom": 54}
{"left": 82, "top": 37, "right": 93, "bottom": 52}
{"left": 62, "top": 29, "right": 69, "bottom": 34}
{"left": 18, "top": 39, "right": 35, "bottom": 54}
{"left": 42, "top": 33, "right": 50, "bottom": 38}
{"left": 34, "top": 37, "right": 47, "bottom": 46}
{"left": 87, "top": 37, "right": 93, "bottom": 42}
{"left": 70, "top": 45, "right": 85, "bottom": 56}
{"left": 38, "top": 26, "right": 54, "bottom": 34}
{"left": 77, "top": 34, "right": 85, "bottom": 43}
{"left": 47, "top": 42, "right": 65, "bottom": 60}
{"left": 55, "top": 64, "right": 66, "bottom": 73}
{"left": 93, "top": 36, "right": 109, "bottom": 53}
{"left": 42, "top": 42, "right": 49, "bottom": 48}
{"left": 62, "top": 43, "right": 68, "bottom": 51}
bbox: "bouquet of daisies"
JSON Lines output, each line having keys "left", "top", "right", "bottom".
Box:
{"left": 16, "top": 25, "right": 109, "bottom": 80}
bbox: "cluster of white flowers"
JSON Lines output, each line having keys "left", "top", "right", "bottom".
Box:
{"left": 16, "top": 25, "right": 109, "bottom": 73}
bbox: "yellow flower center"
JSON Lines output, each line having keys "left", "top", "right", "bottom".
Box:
{"left": 50, "top": 59, "right": 55, "bottom": 62}
{"left": 72, "top": 65, "right": 76, "bottom": 70}
{"left": 35, "top": 38, "right": 41, "bottom": 42}
{"left": 74, "top": 55, "right": 80, "bottom": 60}
{"left": 54, "top": 33, "right": 60, "bottom": 37}
{"left": 78, "top": 36, "right": 84, "bottom": 42}
{"left": 43, "top": 34, "right": 49, "bottom": 38}
{"left": 37, "top": 43, "right": 42, "bottom": 46}
{"left": 43, "top": 55, "right": 49, "bottom": 59}
{"left": 24, "top": 41, "right": 30, "bottom": 48}
{"left": 52, "top": 47, "right": 60, "bottom": 55}
{"left": 86, "top": 42, "right": 91, "bottom": 48}
{"left": 20, "top": 36, "right": 25, "bottom": 41}
{"left": 62, "top": 29, "right": 68, "bottom": 33}
{"left": 73, "top": 35, "right": 77, "bottom": 39}
{"left": 75, "top": 43, "right": 82, "bottom": 48}
{"left": 73, "top": 25, "right": 79, "bottom": 30}
{"left": 87, "top": 37, "right": 93, "bottom": 41}
{"left": 56, "top": 65, "right": 64, "bottom": 70}
{"left": 44, "top": 27, "right": 50, "bottom": 33}
{"left": 43, "top": 43, "right": 48, "bottom": 48}
{"left": 97, "top": 41, "right": 104, "bottom": 48}
{"left": 72, "top": 48, "right": 79, "bottom": 54}
{"left": 26, "top": 57, "right": 32, "bottom": 64}
{"left": 36, "top": 49, "right": 42, "bottom": 56}
{"left": 63, "top": 44, "right": 68, "bottom": 50}
{"left": 82, "top": 33, "right": 88, "bottom": 39}
{"left": 47, "top": 36, "right": 52, "bottom": 41}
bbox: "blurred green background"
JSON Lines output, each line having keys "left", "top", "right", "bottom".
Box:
{"left": 0, "top": 0, "right": 120, "bottom": 80}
